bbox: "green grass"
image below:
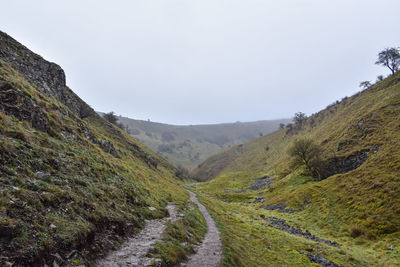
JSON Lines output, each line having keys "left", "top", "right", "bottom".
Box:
{"left": 194, "top": 73, "right": 400, "bottom": 180}
{"left": 195, "top": 180, "right": 399, "bottom": 266}
{"left": 0, "top": 60, "right": 190, "bottom": 265}
{"left": 192, "top": 72, "right": 400, "bottom": 266}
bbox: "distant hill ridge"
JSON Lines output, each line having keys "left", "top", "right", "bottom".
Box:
{"left": 193, "top": 74, "right": 400, "bottom": 182}
{"left": 103, "top": 113, "right": 290, "bottom": 170}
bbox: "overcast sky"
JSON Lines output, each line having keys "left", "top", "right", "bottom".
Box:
{"left": 1, "top": 1, "right": 399, "bottom": 125}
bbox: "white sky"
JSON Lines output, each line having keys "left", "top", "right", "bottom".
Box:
{"left": 1, "top": 0, "right": 399, "bottom": 125}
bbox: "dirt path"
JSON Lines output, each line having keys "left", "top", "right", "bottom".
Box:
{"left": 181, "top": 190, "right": 222, "bottom": 267}
{"left": 96, "top": 203, "right": 179, "bottom": 267}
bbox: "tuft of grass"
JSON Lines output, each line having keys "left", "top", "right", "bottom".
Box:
{"left": 153, "top": 205, "right": 207, "bottom": 266}
{"left": 350, "top": 225, "right": 365, "bottom": 238}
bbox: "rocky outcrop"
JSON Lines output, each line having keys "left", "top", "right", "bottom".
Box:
{"left": 322, "top": 145, "right": 380, "bottom": 179}
{"left": 0, "top": 31, "right": 94, "bottom": 118}
{"left": 299, "top": 251, "right": 341, "bottom": 267}
{"left": 0, "top": 31, "right": 166, "bottom": 166}
{"left": 248, "top": 177, "right": 275, "bottom": 191}
{"left": 0, "top": 78, "right": 50, "bottom": 133}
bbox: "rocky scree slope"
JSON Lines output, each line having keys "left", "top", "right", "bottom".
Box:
{"left": 0, "top": 31, "right": 188, "bottom": 266}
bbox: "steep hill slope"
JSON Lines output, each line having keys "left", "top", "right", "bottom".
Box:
{"left": 194, "top": 74, "right": 400, "bottom": 182}
{"left": 192, "top": 72, "right": 400, "bottom": 265}
{"left": 0, "top": 31, "right": 199, "bottom": 266}
{"left": 112, "top": 114, "right": 289, "bottom": 171}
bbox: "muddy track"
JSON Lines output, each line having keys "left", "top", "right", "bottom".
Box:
{"left": 181, "top": 190, "right": 222, "bottom": 267}
{"left": 96, "top": 203, "right": 179, "bottom": 267}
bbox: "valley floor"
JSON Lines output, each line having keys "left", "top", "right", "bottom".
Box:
{"left": 192, "top": 176, "right": 400, "bottom": 267}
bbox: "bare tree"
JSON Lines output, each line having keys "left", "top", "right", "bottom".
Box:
{"left": 293, "top": 112, "right": 307, "bottom": 128}
{"left": 359, "top": 81, "right": 372, "bottom": 89}
{"left": 288, "top": 138, "right": 323, "bottom": 179}
{"left": 375, "top": 47, "right": 400, "bottom": 75}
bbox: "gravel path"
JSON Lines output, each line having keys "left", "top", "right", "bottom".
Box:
{"left": 181, "top": 190, "right": 222, "bottom": 267}
{"left": 96, "top": 203, "right": 179, "bottom": 267}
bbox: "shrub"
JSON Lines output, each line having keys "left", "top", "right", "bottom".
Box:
{"left": 103, "top": 111, "right": 118, "bottom": 124}
{"left": 293, "top": 112, "right": 307, "bottom": 129}
{"left": 103, "top": 111, "right": 125, "bottom": 130}
{"left": 288, "top": 138, "right": 323, "bottom": 179}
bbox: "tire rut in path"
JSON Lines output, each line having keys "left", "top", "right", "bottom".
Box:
{"left": 181, "top": 190, "right": 222, "bottom": 267}
{"left": 96, "top": 203, "right": 179, "bottom": 267}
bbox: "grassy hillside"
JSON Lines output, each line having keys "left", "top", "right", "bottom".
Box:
{"left": 0, "top": 31, "right": 202, "bottom": 266}
{"left": 111, "top": 114, "right": 289, "bottom": 171}
{"left": 192, "top": 72, "right": 400, "bottom": 265}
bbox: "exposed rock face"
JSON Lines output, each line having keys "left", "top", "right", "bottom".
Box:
{"left": 322, "top": 145, "right": 380, "bottom": 178}
{"left": 0, "top": 78, "right": 50, "bottom": 133}
{"left": 0, "top": 31, "right": 166, "bottom": 165}
{"left": 0, "top": 75, "right": 118, "bottom": 158}
{"left": 0, "top": 31, "right": 94, "bottom": 118}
